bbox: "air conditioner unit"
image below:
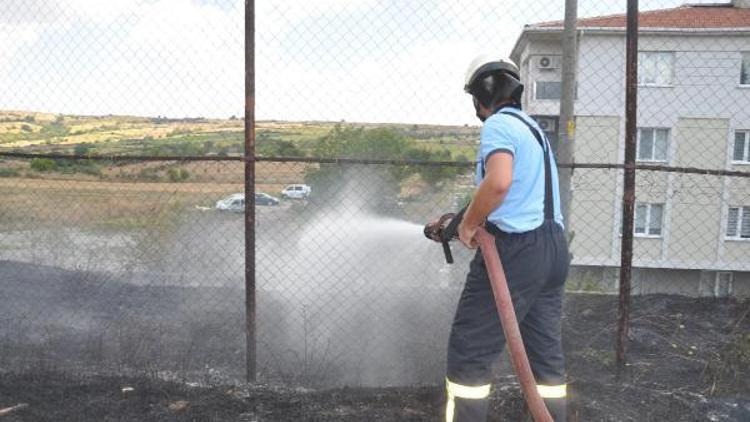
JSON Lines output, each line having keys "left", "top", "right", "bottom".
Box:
{"left": 535, "top": 117, "right": 557, "bottom": 133}
{"left": 537, "top": 56, "right": 560, "bottom": 70}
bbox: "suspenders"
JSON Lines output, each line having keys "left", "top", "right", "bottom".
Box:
{"left": 495, "top": 111, "right": 555, "bottom": 222}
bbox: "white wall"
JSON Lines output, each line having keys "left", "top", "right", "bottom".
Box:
{"left": 520, "top": 32, "right": 750, "bottom": 127}
{"left": 519, "top": 30, "right": 750, "bottom": 276}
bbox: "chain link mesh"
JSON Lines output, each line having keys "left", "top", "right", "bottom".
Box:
{"left": 1, "top": 0, "right": 749, "bottom": 393}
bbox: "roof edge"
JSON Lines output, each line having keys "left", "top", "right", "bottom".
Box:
{"left": 532, "top": 3, "right": 743, "bottom": 29}
{"left": 521, "top": 26, "right": 750, "bottom": 34}
{"left": 511, "top": 25, "right": 750, "bottom": 59}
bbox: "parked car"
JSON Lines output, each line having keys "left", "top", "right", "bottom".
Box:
{"left": 255, "top": 192, "right": 280, "bottom": 206}
{"left": 216, "top": 193, "right": 244, "bottom": 212}
{"left": 281, "top": 184, "right": 311, "bottom": 199}
{"left": 215, "top": 192, "right": 279, "bottom": 212}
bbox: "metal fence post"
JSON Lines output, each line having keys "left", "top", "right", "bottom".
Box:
{"left": 558, "top": 0, "right": 577, "bottom": 232}
{"left": 616, "top": 0, "right": 639, "bottom": 372}
{"left": 244, "top": 0, "right": 257, "bottom": 383}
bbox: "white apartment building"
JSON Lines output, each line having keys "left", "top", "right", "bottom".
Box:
{"left": 511, "top": 1, "right": 750, "bottom": 297}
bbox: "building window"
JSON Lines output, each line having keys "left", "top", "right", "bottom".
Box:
{"left": 535, "top": 81, "right": 562, "bottom": 100}
{"left": 726, "top": 206, "right": 750, "bottom": 239}
{"left": 637, "top": 128, "right": 669, "bottom": 162}
{"left": 715, "top": 272, "right": 733, "bottom": 298}
{"left": 741, "top": 52, "right": 750, "bottom": 85}
{"left": 638, "top": 51, "right": 674, "bottom": 85}
{"left": 622, "top": 203, "right": 664, "bottom": 236}
{"left": 620, "top": 202, "right": 664, "bottom": 236}
{"left": 733, "top": 130, "right": 749, "bottom": 163}
{"left": 635, "top": 203, "right": 663, "bottom": 236}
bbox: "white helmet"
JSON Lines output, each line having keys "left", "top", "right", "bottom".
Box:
{"left": 464, "top": 55, "right": 523, "bottom": 106}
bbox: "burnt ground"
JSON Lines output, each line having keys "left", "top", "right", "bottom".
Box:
{"left": 1, "top": 292, "right": 749, "bottom": 421}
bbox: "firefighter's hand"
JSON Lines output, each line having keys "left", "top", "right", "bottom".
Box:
{"left": 458, "top": 221, "right": 479, "bottom": 249}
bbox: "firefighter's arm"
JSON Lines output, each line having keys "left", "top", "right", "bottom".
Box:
{"left": 458, "top": 152, "right": 513, "bottom": 248}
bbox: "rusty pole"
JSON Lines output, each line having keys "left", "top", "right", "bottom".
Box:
{"left": 244, "top": 0, "right": 257, "bottom": 383}
{"left": 616, "top": 0, "right": 638, "bottom": 372}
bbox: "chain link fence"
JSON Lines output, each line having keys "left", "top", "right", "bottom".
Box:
{"left": 1, "top": 0, "right": 750, "bottom": 393}
{"left": 1, "top": 153, "right": 748, "bottom": 387}
{"left": 0, "top": 155, "right": 473, "bottom": 386}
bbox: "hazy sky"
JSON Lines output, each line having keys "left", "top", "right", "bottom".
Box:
{"left": 0, "top": 0, "right": 722, "bottom": 125}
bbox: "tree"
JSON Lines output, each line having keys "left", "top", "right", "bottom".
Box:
{"left": 305, "top": 125, "right": 466, "bottom": 214}
{"left": 74, "top": 144, "right": 91, "bottom": 156}
{"left": 30, "top": 158, "right": 56, "bottom": 172}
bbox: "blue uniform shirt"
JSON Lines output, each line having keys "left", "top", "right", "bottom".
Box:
{"left": 474, "top": 106, "right": 564, "bottom": 233}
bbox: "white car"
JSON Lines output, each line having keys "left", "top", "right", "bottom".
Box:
{"left": 215, "top": 192, "right": 279, "bottom": 212}
{"left": 281, "top": 184, "right": 311, "bottom": 199}
{"left": 216, "top": 193, "right": 245, "bottom": 212}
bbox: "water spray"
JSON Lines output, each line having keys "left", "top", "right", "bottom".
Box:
{"left": 424, "top": 209, "right": 553, "bottom": 422}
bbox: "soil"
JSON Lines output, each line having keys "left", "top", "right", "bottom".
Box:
{"left": 1, "top": 290, "right": 748, "bottom": 421}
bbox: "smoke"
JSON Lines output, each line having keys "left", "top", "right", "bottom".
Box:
{"left": 253, "top": 166, "right": 469, "bottom": 386}
{"left": 0, "top": 165, "right": 472, "bottom": 387}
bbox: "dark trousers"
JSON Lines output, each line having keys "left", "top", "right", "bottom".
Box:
{"left": 445, "top": 220, "right": 569, "bottom": 422}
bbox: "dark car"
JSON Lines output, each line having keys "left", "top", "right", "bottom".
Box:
{"left": 255, "top": 192, "right": 280, "bottom": 206}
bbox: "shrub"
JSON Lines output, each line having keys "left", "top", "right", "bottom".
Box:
{"left": 258, "top": 139, "right": 303, "bottom": 157}
{"left": 137, "top": 168, "right": 161, "bottom": 181}
{"left": 77, "top": 164, "right": 101, "bottom": 176}
{"left": 0, "top": 168, "right": 20, "bottom": 177}
{"left": 74, "top": 144, "right": 91, "bottom": 156}
{"left": 20, "top": 124, "right": 32, "bottom": 132}
{"left": 30, "top": 158, "right": 56, "bottom": 172}
{"left": 167, "top": 167, "right": 190, "bottom": 182}
{"left": 51, "top": 159, "right": 101, "bottom": 176}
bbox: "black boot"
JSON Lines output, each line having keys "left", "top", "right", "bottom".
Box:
{"left": 521, "top": 398, "right": 566, "bottom": 422}
{"left": 544, "top": 397, "right": 566, "bottom": 422}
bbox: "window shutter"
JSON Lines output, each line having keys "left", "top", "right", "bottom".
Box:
{"left": 735, "top": 132, "right": 747, "bottom": 162}
{"left": 649, "top": 204, "right": 663, "bottom": 235}
{"left": 638, "top": 129, "right": 653, "bottom": 161}
{"left": 741, "top": 207, "right": 750, "bottom": 239}
{"left": 727, "top": 207, "right": 739, "bottom": 237}
{"left": 654, "top": 129, "right": 668, "bottom": 161}
{"left": 638, "top": 52, "right": 650, "bottom": 84}
{"left": 635, "top": 204, "right": 648, "bottom": 234}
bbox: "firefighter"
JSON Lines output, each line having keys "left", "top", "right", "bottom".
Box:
{"left": 444, "top": 55, "right": 569, "bottom": 421}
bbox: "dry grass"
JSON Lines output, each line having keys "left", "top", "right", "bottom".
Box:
{"left": 0, "top": 111, "right": 57, "bottom": 122}
{"left": 0, "top": 159, "right": 311, "bottom": 230}
{"left": 0, "top": 178, "right": 238, "bottom": 230}
{"left": 0, "top": 122, "right": 44, "bottom": 135}
{"left": 3, "top": 127, "right": 175, "bottom": 148}
{"left": 0, "top": 111, "right": 245, "bottom": 149}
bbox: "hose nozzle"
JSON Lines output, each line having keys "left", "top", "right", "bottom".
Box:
{"left": 423, "top": 207, "right": 466, "bottom": 264}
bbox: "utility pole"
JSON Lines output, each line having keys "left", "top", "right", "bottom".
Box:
{"left": 617, "top": 0, "right": 639, "bottom": 373}
{"left": 244, "top": 0, "right": 257, "bottom": 383}
{"left": 558, "top": 0, "right": 578, "bottom": 232}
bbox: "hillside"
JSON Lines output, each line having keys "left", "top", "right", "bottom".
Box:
{"left": 0, "top": 110, "right": 480, "bottom": 159}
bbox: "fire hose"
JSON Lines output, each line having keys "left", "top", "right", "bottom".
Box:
{"left": 424, "top": 209, "right": 553, "bottom": 422}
